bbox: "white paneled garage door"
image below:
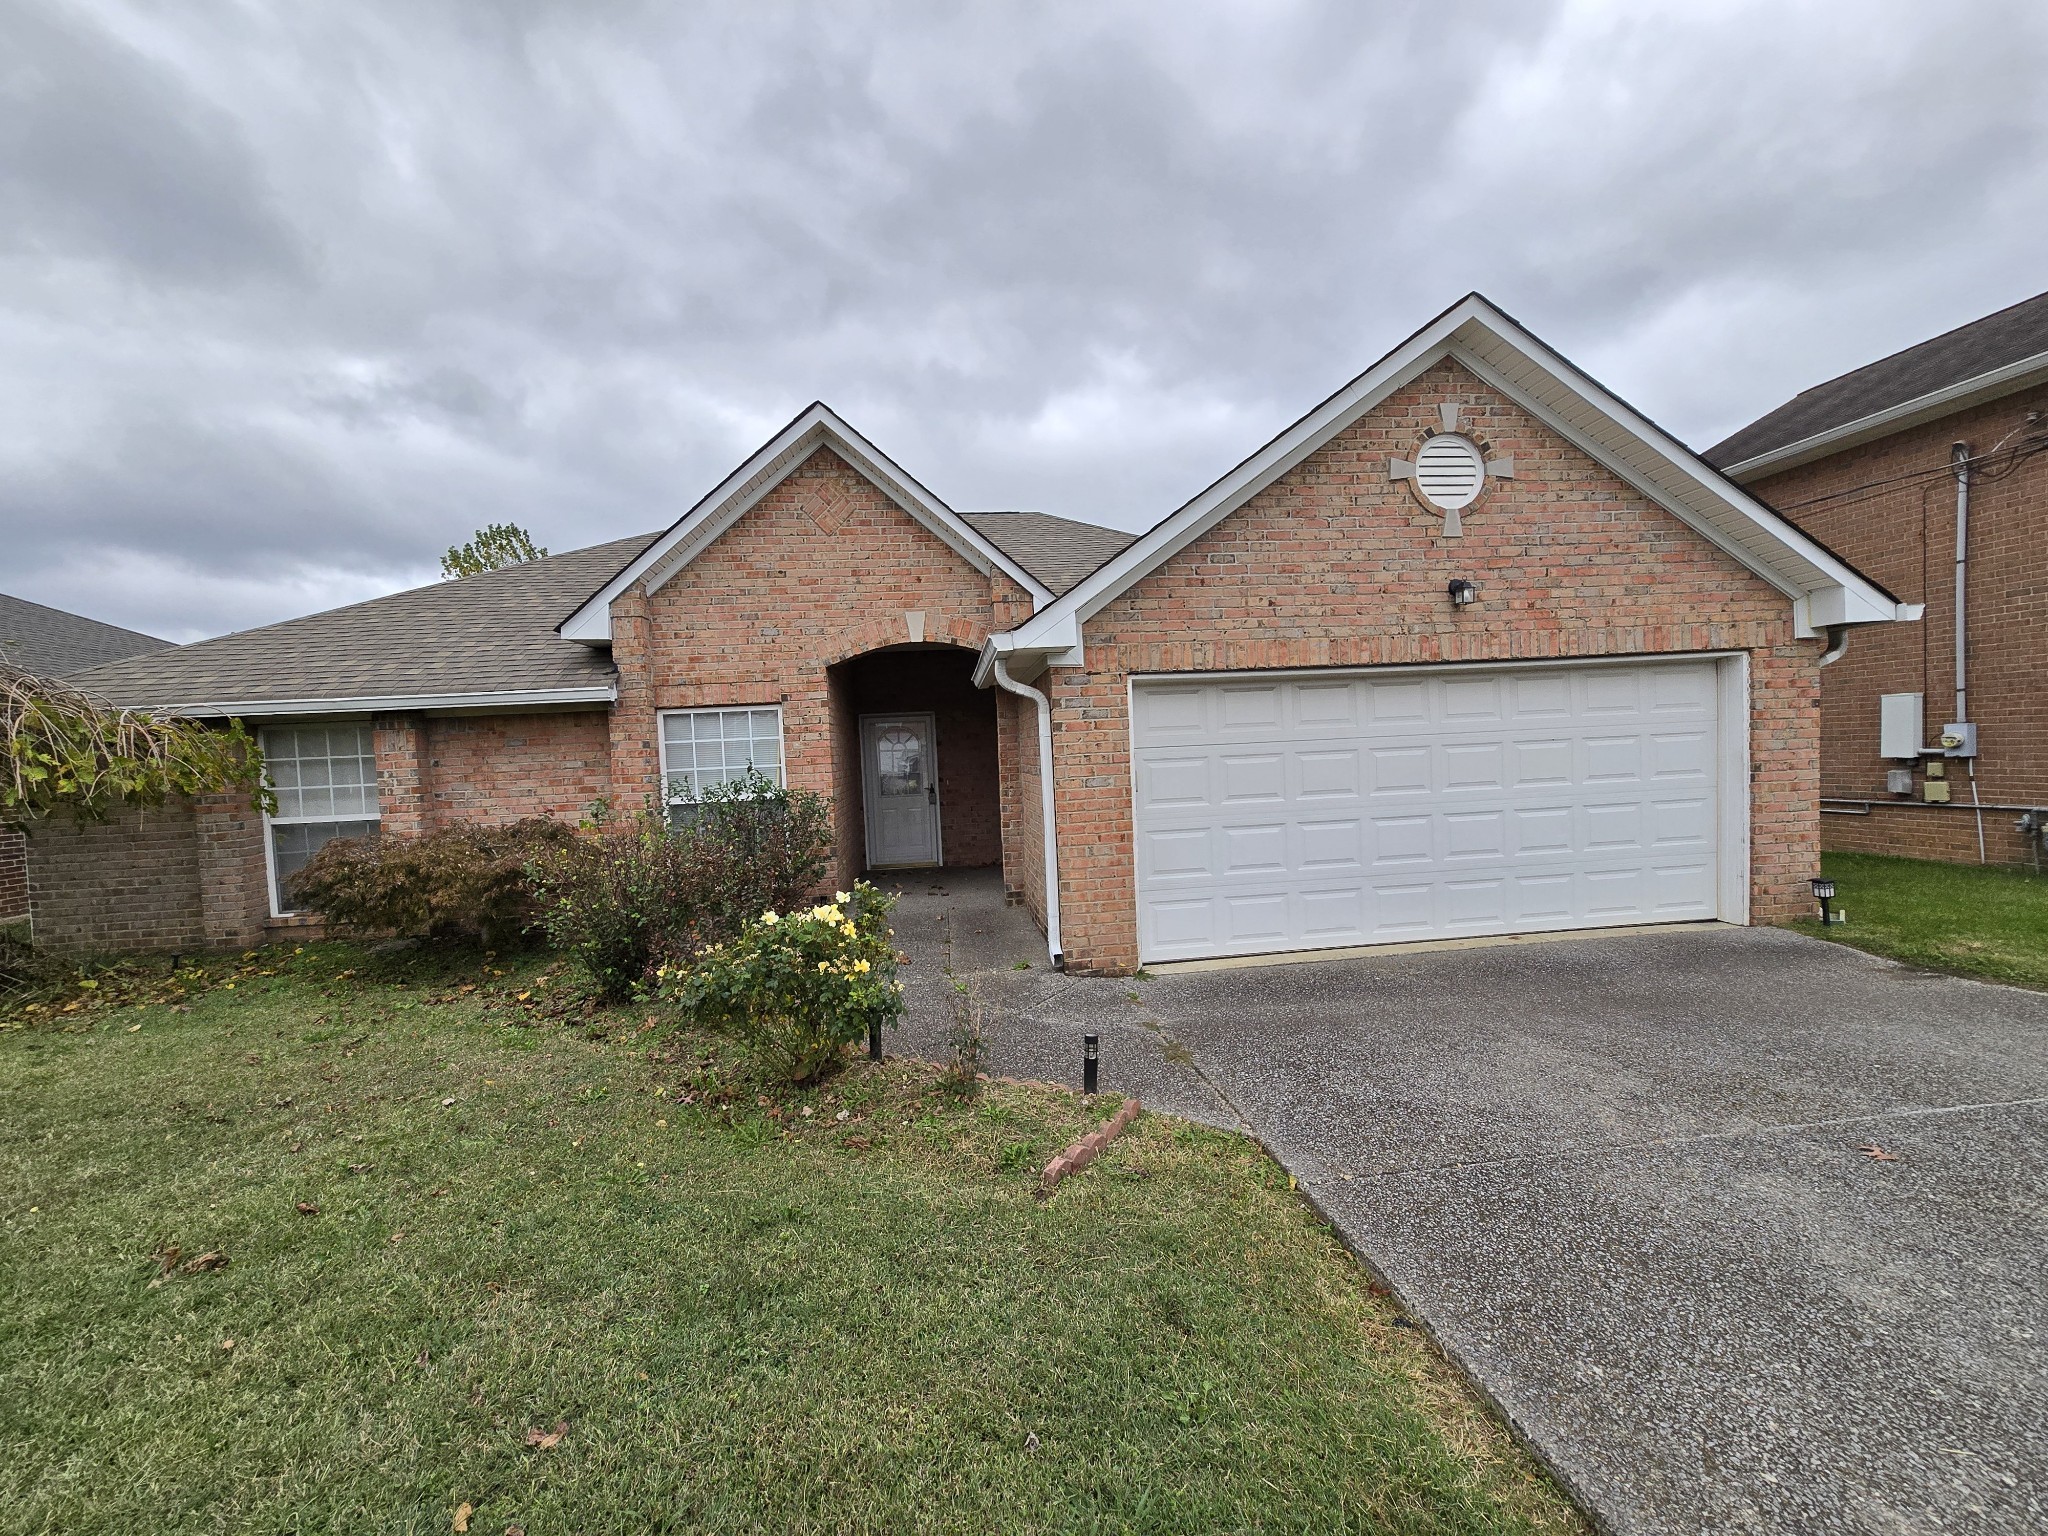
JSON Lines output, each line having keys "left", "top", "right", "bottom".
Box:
{"left": 1130, "top": 660, "right": 1732, "bottom": 963}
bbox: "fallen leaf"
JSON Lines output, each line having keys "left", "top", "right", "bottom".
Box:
{"left": 842, "top": 1135, "right": 872, "bottom": 1151}
{"left": 295, "top": 1201, "right": 319, "bottom": 1216}
{"left": 428, "top": 1187, "right": 449, "bottom": 1198}
{"left": 389, "top": 1231, "right": 406, "bottom": 1244}
{"left": 523, "top": 1420, "right": 568, "bottom": 1450}
{"left": 181, "top": 1250, "right": 228, "bottom": 1274}
{"left": 220, "top": 1338, "right": 235, "bottom": 1352}
{"left": 155, "top": 1243, "right": 182, "bottom": 1274}
{"left": 1858, "top": 1144, "right": 1899, "bottom": 1162}
{"left": 1024, "top": 1431, "right": 1040, "bottom": 1452}
{"left": 440, "top": 1097, "right": 457, "bottom": 1109}
{"left": 453, "top": 1501, "right": 473, "bottom": 1532}
{"left": 505, "top": 1525, "right": 527, "bottom": 1536}
{"left": 835, "top": 1109, "right": 850, "bottom": 1122}
{"left": 415, "top": 1348, "right": 431, "bottom": 1366}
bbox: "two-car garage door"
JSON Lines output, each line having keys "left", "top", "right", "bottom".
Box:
{"left": 1130, "top": 659, "right": 1733, "bottom": 964}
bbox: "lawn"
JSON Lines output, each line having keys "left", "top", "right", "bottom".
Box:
{"left": 1790, "top": 851, "right": 2048, "bottom": 990}
{"left": 1, "top": 944, "right": 1582, "bottom": 1536}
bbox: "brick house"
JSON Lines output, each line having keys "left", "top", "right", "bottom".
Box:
{"left": 1708, "top": 290, "right": 2048, "bottom": 868}
{"left": 1, "top": 593, "right": 170, "bottom": 934}
{"left": 40, "top": 295, "right": 1909, "bottom": 971}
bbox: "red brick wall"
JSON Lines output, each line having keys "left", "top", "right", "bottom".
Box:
{"left": 24, "top": 802, "right": 209, "bottom": 956}
{"left": 1047, "top": 358, "right": 1820, "bottom": 972}
{"left": 995, "top": 688, "right": 1046, "bottom": 924}
{"left": 419, "top": 712, "right": 612, "bottom": 827}
{"left": 0, "top": 826, "right": 26, "bottom": 928}
{"left": 1748, "top": 381, "right": 2048, "bottom": 865}
{"left": 612, "top": 446, "right": 998, "bottom": 889}
{"left": 1821, "top": 803, "right": 2039, "bottom": 866}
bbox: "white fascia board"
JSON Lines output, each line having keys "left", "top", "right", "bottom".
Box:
{"left": 1014, "top": 293, "right": 1904, "bottom": 653}
{"left": 154, "top": 685, "right": 617, "bottom": 720}
{"left": 557, "top": 405, "right": 1051, "bottom": 642}
{"left": 972, "top": 616, "right": 1079, "bottom": 687}
{"left": 1720, "top": 350, "right": 2048, "bottom": 482}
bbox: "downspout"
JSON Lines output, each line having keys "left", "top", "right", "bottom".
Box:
{"left": 1817, "top": 624, "right": 1850, "bottom": 668}
{"left": 991, "top": 656, "right": 1063, "bottom": 970}
{"left": 1952, "top": 441, "right": 1986, "bottom": 863}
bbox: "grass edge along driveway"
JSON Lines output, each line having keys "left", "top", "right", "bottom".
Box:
{"left": 1790, "top": 850, "right": 2048, "bottom": 991}
{"left": 2, "top": 942, "right": 1585, "bottom": 1536}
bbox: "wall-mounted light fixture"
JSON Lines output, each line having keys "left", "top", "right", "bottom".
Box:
{"left": 1447, "top": 579, "right": 1479, "bottom": 608}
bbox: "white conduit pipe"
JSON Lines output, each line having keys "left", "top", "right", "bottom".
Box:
{"left": 991, "top": 656, "right": 1064, "bottom": 969}
{"left": 1952, "top": 441, "right": 1987, "bottom": 863}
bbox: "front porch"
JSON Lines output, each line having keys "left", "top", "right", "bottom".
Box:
{"left": 825, "top": 644, "right": 1002, "bottom": 888}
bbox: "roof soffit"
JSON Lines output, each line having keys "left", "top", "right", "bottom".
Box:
{"left": 558, "top": 406, "right": 1051, "bottom": 641}
{"left": 1002, "top": 295, "right": 1902, "bottom": 651}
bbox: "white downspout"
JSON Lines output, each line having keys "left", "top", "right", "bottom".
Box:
{"left": 991, "top": 656, "right": 1063, "bottom": 969}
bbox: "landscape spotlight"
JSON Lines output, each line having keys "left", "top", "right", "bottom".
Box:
{"left": 1083, "top": 1033, "right": 1099, "bottom": 1096}
{"left": 1810, "top": 876, "right": 1837, "bottom": 925}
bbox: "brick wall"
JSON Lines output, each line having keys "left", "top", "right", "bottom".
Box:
{"left": 1752, "top": 380, "right": 2048, "bottom": 866}
{"left": 418, "top": 711, "right": 612, "bottom": 826}
{"left": 25, "top": 801, "right": 208, "bottom": 956}
{"left": 0, "top": 826, "right": 26, "bottom": 928}
{"left": 995, "top": 688, "right": 1047, "bottom": 925}
{"left": 1046, "top": 358, "right": 1820, "bottom": 973}
{"left": 613, "top": 446, "right": 999, "bottom": 891}
{"left": 1821, "top": 803, "right": 2039, "bottom": 866}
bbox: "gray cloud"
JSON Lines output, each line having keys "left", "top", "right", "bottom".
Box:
{"left": 2, "top": 0, "right": 2044, "bottom": 640}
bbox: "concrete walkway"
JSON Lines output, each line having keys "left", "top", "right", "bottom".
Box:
{"left": 879, "top": 871, "right": 2048, "bottom": 1536}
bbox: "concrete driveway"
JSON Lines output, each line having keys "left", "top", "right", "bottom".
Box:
{"left": 885, "top": 872, "right": 2048, "bottom": 1536}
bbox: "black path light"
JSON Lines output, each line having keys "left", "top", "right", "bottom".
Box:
{"left": 1811, "top": 876, "right": 1839, "bottom": 926}
{"left": 868, "top": 1018, "right": 883, "bottom": 1063}
{"left": 1083, "top": 1033, "right": 1099, "bottom": 1096}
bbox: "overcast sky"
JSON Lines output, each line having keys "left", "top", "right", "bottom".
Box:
{"left": 5, "top": 1, "right": 2046, "bottom": 642}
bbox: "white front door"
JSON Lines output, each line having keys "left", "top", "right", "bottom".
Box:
{"left": 1130, "top": 659, "right": 1728, "bottom": 963}
{"left": 862, "top": 713, "right": 941, "bottom": 868}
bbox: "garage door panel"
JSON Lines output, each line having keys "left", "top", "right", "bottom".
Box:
{"left": 1297, "top": 747, "right": 1362, "bottom": 799}
{"left": 1132, "top": 661, "right": 1725, "bottom": 962}
{"left": 1221, "top": 823, "right": 1288, "bottom": 874}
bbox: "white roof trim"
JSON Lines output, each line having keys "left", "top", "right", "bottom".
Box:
{"left": 1718, "top": 348, "right": 2048, "bottom": 481}
{"left": 1002, "top": 294, "right": 1907, "bottom": 651}
{"left": 141, "top": 685, "right": 618, "bottom": 720}
{"left": 559, "top": 404, "right": 1052, "bottom": 641}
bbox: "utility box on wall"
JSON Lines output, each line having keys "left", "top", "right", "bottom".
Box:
{"left": 1879, "top": 693, "right": 1924, "bottom": 760}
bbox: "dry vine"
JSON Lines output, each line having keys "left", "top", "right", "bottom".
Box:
{"left": 1, "top": 664, "right": 271, "bottom": 829}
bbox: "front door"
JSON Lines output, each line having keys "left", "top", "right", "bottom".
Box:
{"left": 862, "top": 713, "right": 941, "bottom": 868}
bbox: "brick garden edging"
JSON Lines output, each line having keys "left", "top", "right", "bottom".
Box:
{"left": 1037, "top": 1098, "right": 1142, "bottom": 1200}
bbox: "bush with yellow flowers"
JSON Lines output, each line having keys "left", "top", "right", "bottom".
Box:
{"left": 660, "top": 883, "right": 901, "bottom": 1083}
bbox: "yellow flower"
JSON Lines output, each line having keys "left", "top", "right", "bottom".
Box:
{"left": 833, "top": 891, "right": 849, "bottom": 904}
{"left": 817, "top": 960, "right": 830, "bottom": 971}
{"left": 841, "top": 922, "right": 857, "bottom": 937}
{"left": 853, "top": 958, "right": 870, "bottom": 973}
{"left": 761, "top": 910, "right": 779, "bottom": 925}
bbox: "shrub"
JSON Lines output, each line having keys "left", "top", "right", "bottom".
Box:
{"left": 661, "top": 884, "right": 902, "bottom": 1083}
{"left": 286, "top": 819, "right": 577, "bottom": 948}
{"left": 530, "top": 775, "right": 835, "bottom": 1002}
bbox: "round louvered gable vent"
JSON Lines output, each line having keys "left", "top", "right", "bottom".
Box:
{"left": 1413, "top": 433, "right": 1486, "bottom": 511}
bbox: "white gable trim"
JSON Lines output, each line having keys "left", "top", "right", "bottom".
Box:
{"left": 1001, "top": 295, "right": 1908, "bottom": 654}
{"left": 560, "top": 404, "right": 1052, "bottom": 642}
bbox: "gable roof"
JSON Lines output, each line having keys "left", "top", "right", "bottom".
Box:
{"left": 71, "top": 534, "right": 653, "bottom": 717}
{"left": 958, "top": 512, "right": 1136, "bottom": 597}
{"left": 558, "top": 403, "right": 1055, "bottom": 642}
{"left": 0, "top": 593, "right": 170, "bottom": 677}
{"left": 1708, "top": 289, "right": 2048, "bottom": 479}
{"left": 987, "top": 292, "right": 1910, "bottom": 671}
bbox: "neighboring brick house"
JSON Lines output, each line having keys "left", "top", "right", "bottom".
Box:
{"left": 1708, "top": 290, "right": 2048, "bottom": 868}
{"left": 44, "top": 294, "right": 1909, "bottom": 971}
{"left": 1, "top": 594, "right": 172, "bottom": 933}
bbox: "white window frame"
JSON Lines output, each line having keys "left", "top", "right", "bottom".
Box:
{"left": 657, "top": 705, "right": 786, "bottom": 809}
{"left": 260, "top": 724, "right": 382, "bottom": 917}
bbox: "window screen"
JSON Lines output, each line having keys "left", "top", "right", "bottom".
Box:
{"left": 659, "top": 707, "right": 784, "bottom": 802}
{"left": 262, "top": 725, "right": 380, "bottom": 913}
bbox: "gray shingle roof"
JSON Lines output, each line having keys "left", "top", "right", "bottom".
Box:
{"left": 1708, "top": 289, "right": 2048, "bottom": 469}
{"left": 0, "top": 593, "right": 170, "bottom": 677}
{"left": 959, "top": 511, "right": 1136, "bottom": 597}
{"left": 71, "top": 534, "right": 658, "bottom": 713}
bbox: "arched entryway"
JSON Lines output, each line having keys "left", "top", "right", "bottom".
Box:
{"left": 825, "top": 644, "right": 999, "bottom": 880}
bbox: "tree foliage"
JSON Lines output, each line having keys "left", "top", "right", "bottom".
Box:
{"left": 1, "top": 666, "right": 272, "bottom": 829}
{"left": 440, "top": 523, "right": 549, "bottom": 579}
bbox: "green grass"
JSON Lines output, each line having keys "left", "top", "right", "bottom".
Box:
{"left": 1790, "top": 851, "right": 2048, "bottom": 990}
{"left": 1, "top": 945, "right": 1581, "bottom": 1535}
